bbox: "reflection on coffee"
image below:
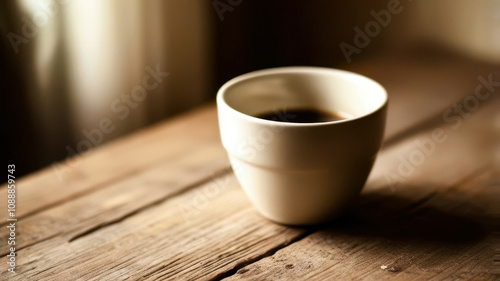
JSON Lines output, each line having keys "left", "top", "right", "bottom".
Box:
{"left": 256, "top": 108, "right": 347, "bottom": 123}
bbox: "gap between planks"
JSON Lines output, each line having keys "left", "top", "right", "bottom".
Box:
{"left": 2, "top": 87, "right": 489, "bottom": 229}
{"left": 190, "top": 164, "right": 488, "bottom": 281}
{"left": 0, "top": 103, "right": 221, "bottom": 220}
{"left": 222, "top": 169, "right": 498, "bottom": 281}
{"left": 1, "top": 64, "right": 496, "bottom": 278}
{"left": 16, "top": 92, "right": 481, "bottom": 251}
{"left": 0, "top": 142, "right": 231, "bottom": 256}
{"left": 3, "top": 154, "right": 185, "bottom": 223}
{"left": 211, "top": 97, "right": 499, "bottom": 280}
{"left": 2, "top": 96, "right": 496, "bottom": 280}
{"left": 2, "top": 54, "right": 493, "bottom": 223}
{"left": 206, "top": 230, "right": 317, "bottom": 281}
{"left": 68, "top": 167, "right": 233, "bottom": 243}
{"left": 212, "top": 165, "right": 494, "bottom": 281}
{"left": 3, "top": 87, "right": 497, "bottom": 263}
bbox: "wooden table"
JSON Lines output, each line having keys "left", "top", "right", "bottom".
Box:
{"left": 2, "top": 52, "right": 500, "bottom": 280}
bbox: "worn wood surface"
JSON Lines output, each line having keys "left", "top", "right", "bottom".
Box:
{"left": 2, "top": 53, "right": 499, "bottom": 280}
{"left": 227, "top": 171, "right": 498, "bottom": 281}
{"left": 0, "top": 104, "right": 222, "bottom": 219}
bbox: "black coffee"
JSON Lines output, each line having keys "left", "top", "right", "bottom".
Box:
{"left": 256, "top": 108, "right": 346, "bottom": 123}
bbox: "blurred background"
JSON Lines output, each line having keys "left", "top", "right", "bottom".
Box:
{"left": 1, "top": 0, "right": 499, "bottom": 178}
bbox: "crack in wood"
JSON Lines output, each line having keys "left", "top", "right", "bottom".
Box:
{"left": 0, "top": 161, "right": 169, "bottom": 228}
{"left": 208, "top": 230, "right": 316, "bottom": 281}
{"left": 68, "top": 167, "right": 232, "bottom": 243}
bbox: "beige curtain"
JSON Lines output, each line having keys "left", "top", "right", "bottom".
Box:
{"left": 8, "top": 0, "right": 211, "bottom": 157}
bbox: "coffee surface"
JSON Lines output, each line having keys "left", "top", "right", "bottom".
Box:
{"left": 256, "top": 108, "right": 347, "bottom": 123}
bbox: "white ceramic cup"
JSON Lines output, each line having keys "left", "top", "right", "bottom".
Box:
{"left": 217, "top": 67, "right": 387, "bottom": 225}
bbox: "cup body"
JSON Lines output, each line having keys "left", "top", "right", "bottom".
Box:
{"left": 217, "top": 67, "right": 387, "bottom": 225}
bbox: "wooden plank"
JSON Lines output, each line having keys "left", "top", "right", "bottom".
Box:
{"left": 1, "top": 51, "right": 492, "bottom": 223}
{"left": 0, "top": 143, "right": 229, "bottom": 256}
{"left": 2, "top": 80, "right": 497, "bottom": 280}
{"left": 0, "top": 104, "right": 221, "bottom": 219}
{"left": 1, "top": 173, "right": 309, "bottom": 280}
{"left": 2, "top": 58, "right": 491, "bottom": 255}
{"left": 225, "top": 98, "right": 500, "bottom": 280}
{"left": 225, "top": 170, "right": 499, "bottom": 281}
{"left": 2, "top": 64, "right": 491, "bottom": 258}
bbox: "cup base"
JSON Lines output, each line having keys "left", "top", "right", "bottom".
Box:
{"left": 229, "top": 155, "right": 371, "bottom": 225}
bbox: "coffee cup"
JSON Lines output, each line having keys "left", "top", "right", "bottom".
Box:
{"left": 217, "top": 67, "right": 387, "bottom": 225}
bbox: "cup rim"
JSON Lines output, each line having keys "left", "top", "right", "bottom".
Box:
{"left": 217, "top": 66, "right": 388, "bottom": 127}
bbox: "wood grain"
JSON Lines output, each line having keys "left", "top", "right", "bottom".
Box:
{"left": 0, "top": 104, "right": 221, "bottom": 219}
{"left": 226, "top": 171, "right": 499, "bottom": 281}
{"left": 0, "top": 144, "right": 229, "bottom": 256}
{"left": 2, "top": 50, "right": 497, "bottom": 280}
{"left": 2, "top": 60, "right": 490, "bottom": 255}
{"left": 1, "top": 75, "right": 484, "bottom": 257}
{"left": 2, "top": 79, "right": 497, "bottom": 280}
{"left": 1, "top": 174, "right": 310, "bottom": 280}
{"left": 226, "top": 96, "right": 500, "bottom": 280}
{"left": 1, "top": 51, "right": 492, "bottom": 223}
